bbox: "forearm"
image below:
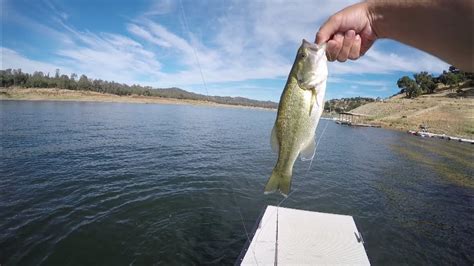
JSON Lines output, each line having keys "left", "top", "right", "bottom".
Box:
{"left": 367, "top": 0, "right": 473, "bottom": 71}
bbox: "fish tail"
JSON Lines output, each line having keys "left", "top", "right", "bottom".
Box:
{"left": 264, "top": 170, "right": 292, "bottom": 196}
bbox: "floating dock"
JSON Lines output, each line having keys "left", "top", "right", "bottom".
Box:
{"left": 407, "top": 130, "right": 474, "bottom": 144}
{"left": 237, "top": 205, "right": 370, "bottom": 265}
{"left": 336, "top": 120, "right": 381, "bottom": 128}
{"left": 335, "top": 112, "right": 381, "bottom": 128}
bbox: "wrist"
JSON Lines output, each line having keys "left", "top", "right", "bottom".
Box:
{"left": 365, "top": 0, "right": 389, "bottom": 39}
{"left": 365, "top": 0, "right": 448, "bottom": 40}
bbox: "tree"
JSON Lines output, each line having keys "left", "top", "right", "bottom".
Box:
{"left": 414, "top": 71, "right": 436, "bottom": 93}
{"left": 439, "top": 71, "right": 461, "bottom": 86}
{"left": 27, "top": 71, "right": 48, "bottom": 88}
{"left": 70, "top": 73, "right": 78, "bottom": 81}
{"left": 438, "top": 65, "right": 471, "bottom": 86}
{"left": 13, "top": 69, "right": 28, "bottom": 86}
{"left": 69, "top": 73, "right": 78, "bottom": 90}
{"left": 410, "top": 83, "right": 422, "bottom": 98}
{"left": 397, "top": 76, "right": 420, "bottom": 98}
{"left": 0, "top": 69, "right": 15, "bottom": 87}
{"left": 77, "top": 75, "right": 91, "bottom": 90}
{"left": 58, "top": 74, "right": 72, "bottom": 89}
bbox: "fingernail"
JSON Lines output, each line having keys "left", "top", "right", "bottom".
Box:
{"left": 346, "top": 30, "right": 355, "bottom": 38}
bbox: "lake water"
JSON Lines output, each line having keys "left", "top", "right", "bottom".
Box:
{"left": 1, "top": 100, "right": 473, "bottom": 265}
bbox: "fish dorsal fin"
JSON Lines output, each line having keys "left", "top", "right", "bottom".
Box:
{"left": 271, "top": 124, "right": 279, "bottom": 153}
{"left": 300, "top": 137, "right": 316, "bottom": 161}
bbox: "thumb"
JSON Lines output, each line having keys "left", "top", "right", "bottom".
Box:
{"left": 315, "top": 15, "right": 342, "bottom": 44}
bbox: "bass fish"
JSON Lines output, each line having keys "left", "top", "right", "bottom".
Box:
{"left": 264, "top": 39, "right": 328, "bottom": 196}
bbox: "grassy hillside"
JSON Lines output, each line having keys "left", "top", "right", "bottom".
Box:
{"left": 1, "top": 69, "right": 278, "bottom": 109}
{"left": 352, "top": 87, "right": 474, "bottom": 138}
{"left": 324, "top": 97, "right": 377, "bottom": 113}
{"left": 0, "top": 87, "right": 277, "bottom": 109}
{"left": 0, "top": 88, "right": 277, "bottom": 110}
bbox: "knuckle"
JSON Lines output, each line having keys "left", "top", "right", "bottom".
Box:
{"left": 344, "top": 38, "right": 353, "bottom": 47}
{"left": 331, "top": 14, "right": 343, "bottom": 24}
{"left": 335, "top": 33, "right": 344, "bottom": 41}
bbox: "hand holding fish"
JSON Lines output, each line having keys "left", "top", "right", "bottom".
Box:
{"left": 316, "top": 0, "right": 473, "bottom": 72}
{"left": 315, "top": 2, "right": 375, "bottom": 62}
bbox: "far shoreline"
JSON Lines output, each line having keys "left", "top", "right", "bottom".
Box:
{"left": 0, "top": 88, "right": 277, "bottom": 112}
{"left": 3, "top": 87, "right": 472, "bottom": 140}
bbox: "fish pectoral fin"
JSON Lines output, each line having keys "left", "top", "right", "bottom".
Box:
{"left": 270, "top": 124, "right": 279, "bottom": 153}
{"left": 300, "top": 137, "right": 316, "bottom": 161}
{"left": 309, "top": 87, "right": 317, "bottom": 115}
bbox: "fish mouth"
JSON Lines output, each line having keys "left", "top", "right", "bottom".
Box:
{"left": 302, "top": 39, "right": 325, "bottom": 51}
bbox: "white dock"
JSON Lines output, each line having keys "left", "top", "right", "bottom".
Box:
{"left": 238, "top": 205, "right": 370, "bottom": 265}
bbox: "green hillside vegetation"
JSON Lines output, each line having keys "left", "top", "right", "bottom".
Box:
{"left": 351, "top": 66, "right": 473, "bottom": 138}
{"left": 324, "top": 97, "right": 378, "bottom": 113}
{"left": 0, "top": 69, "right": 278, "bottom": 109}
{"left": 397, "top": 66, "right": 473, "bottom": 98}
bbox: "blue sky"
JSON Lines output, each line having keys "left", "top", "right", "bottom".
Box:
{"left": 1, "top": 0, "right": 449, "bottom": 101}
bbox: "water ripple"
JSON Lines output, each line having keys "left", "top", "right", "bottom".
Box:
{"left": 1, "top": 101, "right": 473, "bottom": 265}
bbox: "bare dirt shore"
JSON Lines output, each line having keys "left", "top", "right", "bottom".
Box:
{"left": 0, "top": 88, "right": 275, "bottom": 111}
{"left": 351, "top": 88, "right": 474, "bottom": 139}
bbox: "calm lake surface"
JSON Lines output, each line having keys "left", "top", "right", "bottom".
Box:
{"left": 1, "top": 100, "right": 473, "bottom": 265}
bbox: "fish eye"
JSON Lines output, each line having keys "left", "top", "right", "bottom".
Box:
{"left": 301, "top": 53, "right": 306, "bottom": 58}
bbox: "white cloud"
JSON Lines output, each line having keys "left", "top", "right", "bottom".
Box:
{"left": 329, "top": 77, "right": 390, "bottom": 87}
{"left": 1, "top": 47, "right": 73, "bottom": 75}
{"left": 2, "top": 0, "right": 452, "bottom": 100}
{"left": 44, "top": 0, "right": 69, "bottom": 21}
{"left": 145, "top": 0, "right": 176, "bottom": 16}
{"left": 329, "top": 45, "right": 450, "bottom": 75}
{"left": 127, "top": 24, "right": 172, "bottom": 47}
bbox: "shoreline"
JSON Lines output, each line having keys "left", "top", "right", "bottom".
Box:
{"left": 350, "top": 90, "right": 474, "bottom": 139}
{"left": 3, "top": 88, "right": 472, "bottom": 139}
{"left": 0, "top": 88, "right": 276, "bottom": 111}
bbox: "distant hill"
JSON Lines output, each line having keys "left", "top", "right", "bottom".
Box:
{"left": 154, "top": 88, "right": 278, "bottom": 108}
{"left": 0, "top": 69, "right": 278, "bottom": 109}
{"left": 324, "top": 97, "right": 378, "bottom": 113}
{"left": 139, "top": 88, "right": 278, "bottom": 108}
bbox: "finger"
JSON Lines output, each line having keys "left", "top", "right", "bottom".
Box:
{"left": 326, "top": 33, "right": 344, "bottom": 61}
{"left": 348, "top": 34, "right": 361, "bottom": 60}
{"left": 360, "top": 27, "right": 377, "bottom": 56}
{"left": 360, "top": 38, "right": 376, "bottom": 56}
{"left": 337, "top": 30, "right": 355, "bottom": 62}
{"left": 326, "top": 40, "right": 338, "bottom": 61}
{"left": 315, "top": 14, "right": 342, "bottom": 44}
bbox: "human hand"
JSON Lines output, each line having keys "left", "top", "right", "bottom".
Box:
{"left": 315, "top": 2, "right": 378, "bottom": 62}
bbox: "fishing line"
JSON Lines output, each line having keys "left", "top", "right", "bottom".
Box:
{"left": 178, "top": 0, "right": 210, "bottom": 99}
{"left": 231, "top": 189, "right": 259, "bottom": 266}
{"left": 273, "top": 119, "right": 329, "bottom": 265}
{"left": 251, "top": 119, "right": 330, "bottom": 264}
{"left": 178, "top": 2, "right": 256, "bottom": 264}
{"left": 278, "top": 118, "right": 330, "bottom": 206}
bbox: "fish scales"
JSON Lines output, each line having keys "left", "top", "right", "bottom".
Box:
{"left": 265, "top": 39, "right": 328, "bottom": 196}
